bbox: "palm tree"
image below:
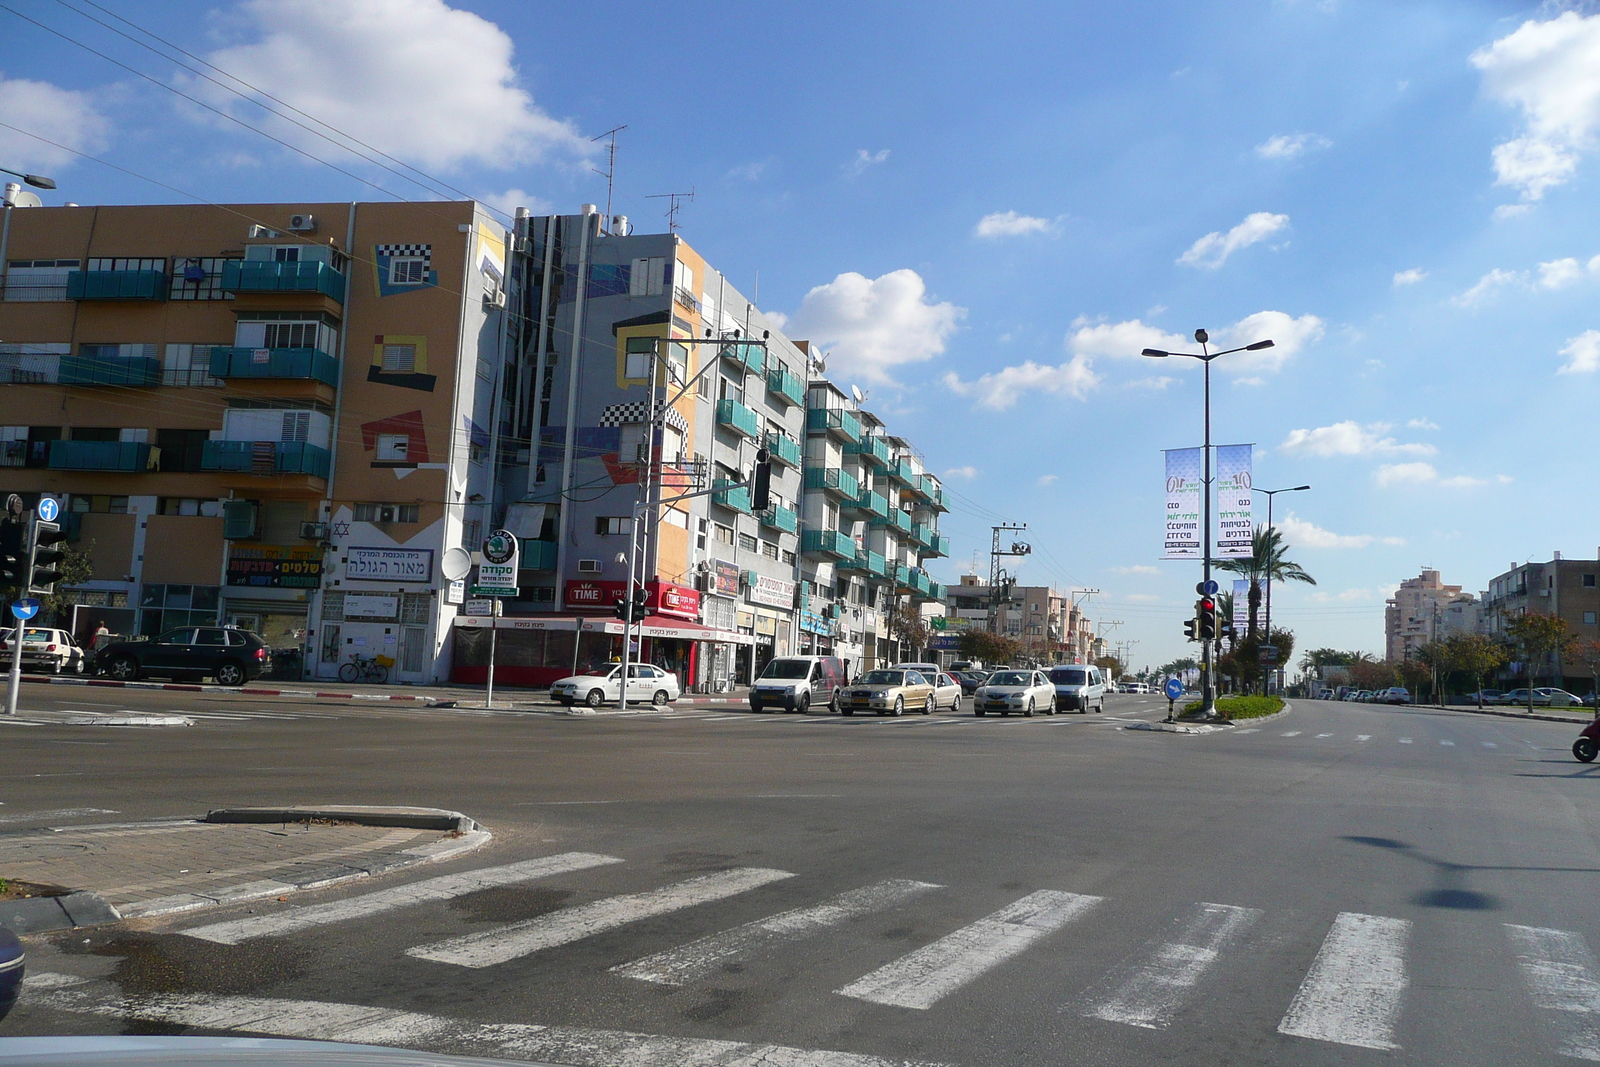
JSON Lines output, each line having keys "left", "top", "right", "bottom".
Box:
{"left": 1215, "top": 526, "right": 1316, "bottom": 638}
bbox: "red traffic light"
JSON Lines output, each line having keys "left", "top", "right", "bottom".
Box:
{"left": 1199, "top": 597, "right": 1215, "bottom": 613}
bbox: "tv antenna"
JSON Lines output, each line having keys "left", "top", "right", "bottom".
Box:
{"left": 590, "top": 125, "right": 628, "bottom": 222}
{"left": 647, "top": 188, "right": 696, "bottom": 233}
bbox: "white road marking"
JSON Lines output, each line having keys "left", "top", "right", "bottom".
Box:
{"left": 614, "top": 878, "right": 943, "bottom": 986}
{"left": 1315, "top": 733, "right": 1333, "bottom": 738}
{"left": 0, "top": 718, "right": 43, "bottom": 727}
{"left": 1356, "top": 735, "right": 1372, "bottom": 742}
{"left": 1280, "top": 731, "right": 1302, "bottom": 737}
{"left": 1235, "top": 728, "right": 1260, "bottom": 734}
{"left": 407, "top": 867, "right": 794, "bottom": 968}
{"left": 1398, "top": 738, "right": 1413, "bottom": 744}
{"left": 1505, "top": 923, "right": 1600, "bottom": 1061}
{"left": 835, "top": 890, "right": 1102, "bottom": 1010}
{"left": 1439, "top": 740, "right": 1455, "bottom": 746}
{"left": 1083, "top": 901, "right": 1262, "bottom": 1029}
{"left": 1482, "top": 742, "right": 1498, "bottom": 748}
{"left": 27, "top": 976, "right": 948, "bottom": 1067}
{"left": 181, "top": 852, "right": 624, "bottom": 945}
{"left": 1277, "top": 912, "right": 1411, "bottom": 1050}
{"left": 0, "top": 806, "right": 119, "bottom": 824}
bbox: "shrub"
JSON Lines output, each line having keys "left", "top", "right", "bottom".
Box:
{"left": 1181, "top": 695, "right": 1284, "bottom": 719}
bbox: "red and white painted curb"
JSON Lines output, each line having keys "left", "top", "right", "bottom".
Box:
{"left": 21, "top": 674, "right": 431, "bottom": 702}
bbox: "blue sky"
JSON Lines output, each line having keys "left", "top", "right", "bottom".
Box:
{"left": 4, "top": 0, "right": 1600, "bottom": 669}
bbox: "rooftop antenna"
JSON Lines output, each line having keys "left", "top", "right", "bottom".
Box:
{"left": 590, "top": 124, "right": 628, "bottom": 223}
{"left": 647, "top": 188, "right": 695, "bottom": 233}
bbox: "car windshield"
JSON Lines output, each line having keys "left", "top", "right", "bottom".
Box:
{"left": 859, "top": 670, "right": 904, "bottom": 686}
{"left": 761, "top": 659, "right": 813, "bottom": 680}
{"left": 988, "top": 671, "right": 1031, "bottom": 686}
{"left": 1051, "top": 668, "right": 1087, "bottom": 685}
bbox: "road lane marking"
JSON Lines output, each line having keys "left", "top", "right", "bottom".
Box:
{"left": 1277, "top": 912, "right": 1411, "bottom": 1050}
{"left": 1356, "top": 735, "right": 1372, "bottom": 742}
{"left": 1504, "top": 923, "right": 1600, "bottom": 1061}
{"left": 181, "top": 852, "right": 624, "bottom": 945}
{"left": 835, "top": 890, "right": 1101, "bottom": 1010}
{"left": 0, "top": 806, "right": 119, "bottom": 824}
{"left": 1398, "top": 738, "right": 1413, "bottom": 744}
{"left": 1315, "top": 733, "right": 1333, "bottom": 738}
{"left": 1439, "top": 740, "right": 1455, "bottom": 746}
{"left": 1281, "top": 731, "right": 1302, "bottom": 737}
{"left": 614, "top": 879, "right": 943, "bottom": 986}
{"left": 407, "top": 867, "right": 794, "bottom": 968}
{"left": 1482, "top": 742, "right": 1498, "bottom": 748}
{"left": 27, "top": 975, "right": 949, "bottom": 1067}
{"left": 1235, "top": 728, "right": 1260, "bottom": 734}
{"left": 1083, "top": 902, "right": 1262, "bottom": 1029}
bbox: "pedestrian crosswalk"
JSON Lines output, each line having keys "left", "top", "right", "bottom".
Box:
{"left": 98, "top": 847, "right": 1600, "bottom": 1059}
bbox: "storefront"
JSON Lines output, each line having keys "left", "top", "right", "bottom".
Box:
{"left": 222, "top": 544, "right": 323, "bottom": 676}
{"left": 450, "top": 613, "right": 751, "bottom": 690}
{"left": 312, "top": 545, "right": 436, "bottom": 684}
{"left": 743, "top": 571, "right": 796, "bottom": 681}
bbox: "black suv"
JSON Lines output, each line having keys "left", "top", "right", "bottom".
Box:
{"left": 99, "top": 626, "right": 269, "bottom": 686}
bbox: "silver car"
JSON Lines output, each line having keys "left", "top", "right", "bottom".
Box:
{"left": 973, "top": 669, "right": 1055, "bottom": 717}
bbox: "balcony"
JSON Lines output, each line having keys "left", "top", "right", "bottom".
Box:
{"left": 764, "top": 431, "right": 802, "bottom": 468}
{"left": 907, "top": 570, "right": 934, "bottom": 599}
{"left": 845, "top": 435, "right": 890, "bottom": 467}
{"left": 910, "top": 522, "right": 934, "bottom": 549}
{"left": 838, "top": 548, "right": 887, "bottom": 576}
{"left": 886, "top": 457, "right": 918, "bottom": 486}
{"left": 929, "top": 581, "right": 948, "bottom": 601}
{"left": 803, "top": 466, "right": 860, "bottom": 501}
{"left": 59, "top": 354, "right": 162, "bottom": 386}
{"left": 201, "top": 440, "right": 331, "bottom": 480}
{"left": 757, "top": 504, "right": 798, "bottom": 534}
{"left": 892, "top": 563, "right": 911, "bottom": 590}
{"left": 925, "top": 532, "right": 951, "bottom": 558}
{"left": 805, "top": 407, "right": 861, "bottom": 443}
{"left": 846, "top": 488, "right": 889, "bottom": 520}
{"left": 801, "top": 528, "right": 855, "bottom": 560}
{"left": 715, "top": 397, "right": 762, "bottom": 440}
{"left": 209, "top": 346, "right": 340, "bottom": 387}
{"left": 520, "top": 539, "right": 558, "bottom": 570}
{"left": 871, "top": 508, "right": 913, "bottom": 535}
{"left": 765, "top": 364, "right": 804, "bottom": 406}
{"left": 66, "top": 270, "right": 168, "bottom": 301}
{"left": 47, "top": 440, "right": 155, "bottom": 472}
{"left": 720, "top": 343, "right": 764, "bottom": 376}
{"left": 222, "top": 260, "right": 346, "bottom": 303}
{"left": 711, "top": 478, "right": 752, "bottom": 514}
{"left": 927, "top": 485, "right": 948, "bottom": 512}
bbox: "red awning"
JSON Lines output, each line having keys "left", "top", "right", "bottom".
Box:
{"left": 581, "top": 614, "right": 753, "bottom": 645}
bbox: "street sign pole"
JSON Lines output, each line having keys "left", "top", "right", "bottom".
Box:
{"left": 486, "top": 598, "right": 499, "bottom": 710}
{"left": 4, "top": 509, "right": 37, "bottom": 717}
{"left": 475, "top": 531, "right": 520, "bottom": 709}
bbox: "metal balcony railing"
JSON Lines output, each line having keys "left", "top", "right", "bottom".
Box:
{"left": 765, "top": 364, "right": 804, "bottom": 406}
{"left": 66, "top": 270, "right": 169, "bottom": 301}
{"left": 720, "top": 342, "right": 764, "bottom": 376}
{"left": 764, "top": 431, "right": 802, "bottom": 468}
{"left": 805, "top": 407, "right": 861, "bottom": 443}
{"left": 47, "top": 441, "right": 156, "bottom": 471}
{"left": 59, "top": 355, "right": 162, "bottom": 386}
{"left": 209, "top": 346, "right": 340, "bottom": 387}
{"left": 801, "top": 528, "right": 854, "bottom": 559}
{"left": 201, "top": 440, "right": 331, "bottom": 479}
{"left": 803, "top": 466, "right": 860, "bottom": 500}
{"left": 715, "top": 398, "right": 762, "bottom": 439}
{"left": 711, "top": 478, "right": 753, "bottom": 514}
{"left": 222, "top": 260, "right": 346, "bottom": 303}
{"left": 757, "top": 504, "right": 798, "bottom": 534}
{"left": 845, "top": 435, "right": 890, "bottom": 466}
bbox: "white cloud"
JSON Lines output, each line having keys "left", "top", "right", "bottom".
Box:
{"left": 1177, "top": 212, "right": 1290, "bottom": 269}
{"left": 1438, "top": 474, "right": 1489, "bottom": 488}
{"left": 783, "top": 269, "right": 963, "bottom": 386}
{"left": 1049, "top": 309, "right": 1320, "bottom": 395}
{"left": 1278, "top": 513, "right": 1402, "bottom": 549}
{"left": 1558, "top": 329, "right": 1600, "bottom": 374}
{"left": 197, "top": 0, "right": 587, "bottom": 171}
{"left": 1208, "top": 311, "right": 1325, "bottom": 372}
{"left": 942, "top": 356, "right": 1099, "bottom": 410}
{"left": 848, "top": 148, "right": 891, "bottom": 175}
{"left": 1125, "top": 376, "right": 1176, "bottom": 390}
{"left": 1036, "top": 474, "right": 1059, "bottom": 487}
{"left": 1112, "top": 565, "right": 1161, "bottom": 575}
{"left": 1255, "top": 133, "right": 1332, "bottom": 160}
{"left": 1281, "top": 421, "right": 1436, "bottom": 457}
{"left": 478, "top": 188, "right": 552, "bottom": 217}
{"left": 1393, "top": 268, "right": 1428, "bottom": 286}
{"left": 944, "top": 465, "right": 979, "bottom": 480}
{"left": 1472, "top": 12, "right": 1600, "bottom": 201}
{"left": 0, "top": 72, "right": 109, "bottom": 172}
{"left": 1540, "top": 257, "right": 1584, "bottom": 288}
{"left": 1451, "top": 268, "right": 1527, "bottom": 307}
{"left": 1494, "top": 203, "right": 1534, "bottom": 220}
{"left": 1066, "top": 318, "right": 1189, "bottom": 360}
{"left": 1407, "top": 418, "right": 1440, "bottom": 430}
{"left": 727, "top": 159, "right": 770, "bottom": 181}
{"left": 1375, "top": 462, "right": 1440, "bottom": 486}
{"left": 974, "top": 211, "right": 1053, "bottom": 238}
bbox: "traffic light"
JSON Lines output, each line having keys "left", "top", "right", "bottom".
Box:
{"left": 1219, "top": 616, "right": 1235, "bottom": 643}
{"left": 0, "top": 517, "right": 21, "bottom": 588}
{"left": 1198, "top": 596, "right": 1217, "bottom": 640}
{"left": 1183, "top": 617, "right": 1198, "bottom": 641}
{"left": 751, "top": 449, "right": 772, "bottom": 512}
{"left": 613, "top": 583, "right": 650, "bottom": 623}
{"left": 29, "top": 520, "right": 66, "bottom": 596}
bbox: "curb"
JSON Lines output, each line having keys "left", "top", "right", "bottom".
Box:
{"left": 21, "top": 675, "right": 434, "bottom": 703}
{"left": 204, "top": 805, "right": 477, "bottom": 833}
{"left": 1126, "top": 700, "right": 1292, "bottom": 734}
{"left": 1434, "top": 704, "right": 1590, "bottom": 726}
{"left": 0, "top": 891, "right": 120, "bottom": 935}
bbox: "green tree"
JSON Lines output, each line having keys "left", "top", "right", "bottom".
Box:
{"left": 1573, "top": 637, "right": 1600, "bottom": 706}
{"left": 886, "top": 602, "right": 929, "bottom": 660}
{"left": 1505, "top": 612, "right": 1576, "bottom": 711}
{"left": 1215, "top": 526, "right": 1317, "bottom": 638}
{"left": 1093, "top": 655, "right": 1124, "bottom": 681}
{"left": 1444, "top": 633, "right": 1510, "bottom": 707}
{"left": 956, "top": 629, "right": 1021, "bottom": 666}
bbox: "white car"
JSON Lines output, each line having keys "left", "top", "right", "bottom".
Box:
{"left": 0, "top": 627, "right": 85, "bottom": 674}
{"left": 931, "top": 671, "right": 963, "bottom": 713}
{"left": 973, "top": 669, "right": 1056, "bottom": 717}
{"left": 549, "top": 664, "right": 680, "bottom": 708}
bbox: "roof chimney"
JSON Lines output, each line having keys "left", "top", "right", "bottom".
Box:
{"left": 1555, "top": 551, "right": 1563, "bottom": 561}
{"left": 580, "top": 203, "right": 598, "bottom": 216}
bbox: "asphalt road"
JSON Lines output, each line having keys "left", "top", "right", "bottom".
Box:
{"left": 5, "top": 690, "right": 1599, "bottom": 1066}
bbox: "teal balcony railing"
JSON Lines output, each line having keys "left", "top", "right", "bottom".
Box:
{"left": 893, "top": 563, "right": 911, "bottom": 590}
{"left": 757, "top": 504, "right": 798, "bottom": 534}
{"left": 715, "top": 397, "right": 762, "bottom": 439}
{"left": 47, "top": 440, "right": 154, "bottom": 472}
{"left": 711, "top": 478, "right": 753, "bottom": 514}
{"left": 839, "top": 549, "right": 887, "bottom": 577}
{"left": 907, "top": 570, "right": 934, "bottom": 599}
{"left": 845, "top": 435, "right": 890, "bottom": 466}
{"left": 201, "top": 440, "right": 331, "bottom": 479}
{"left": 805, "top": 407, "right": 861, "bottom": 443}
{"left": 872, "top": 508, "right": 913, "bottom": 535}
{"left": 222, "top": 260, "right": 346, "bottom": 303}
{"left": 66, "top": 270, "right": 168, "bottom": 301}
{"left": 927, "top": 485, "right": 948, "bottom": 511}
{"left": 764, "top": 431, "right": 802, "bottom": 468}
{"left": 886, "top": 457, "right": 917, "bottom": 486}
{"left": 765, "top": 365, "right": 804, "bottom": 406}
{"left": 720, "top": 343, "right": 765, "bottom": 376}
{"left": 910, "top": 522, "right": 934, "bottom": 548}
{"left": 803, "top": 466, "right": 859, "bottom": 500}
{"left": 926, "top": 532, "right": 952, "bottom": 558}
{"left": 929, "top": 581, "right": 948, "bottom": 601}
{"left": 801, "top": 528, "right": 855, "bottom": 559}
{"left": 520, "top": 539, "right": 558, "bottom": 570}
{"left": 847, "top": 488, "right": 889, "bottom": 519}
{"left": 209, "top": 346, "right": 340, "bottom": 387}
{"left": 59, "top": 355, "right": 161, "bottom": 386}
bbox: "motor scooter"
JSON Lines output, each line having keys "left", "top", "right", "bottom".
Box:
{"left": 1572, "top": 718, "right": 1600, "bottom": 762}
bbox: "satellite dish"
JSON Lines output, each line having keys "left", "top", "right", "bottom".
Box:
{"left": 2, "top": 190, "right": 42, "bottom": 209}
{"left": 849, "top": 384, "right": 864, "bottom": 403}
{"left": 814, "top": 357, "right": 827, "bottom": 375}
{"left": 441, "top": 546, "right": 473, "bottom": 582}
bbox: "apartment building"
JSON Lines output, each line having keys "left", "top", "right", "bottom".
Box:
{"left": 941, "top": 575, "right": 1097, "bottom": 663}
{"left": 1480, "top": 553, "right": 1600, "bottom": 686}
{"left": 0, "top": 197, "right": 507, "bottom": 683}
{"left": 1384, "top": 568, "right": 1482, "bottom": 661}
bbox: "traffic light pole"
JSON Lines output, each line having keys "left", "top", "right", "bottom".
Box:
{"left": 4, "top": 510, "right": 34, "bottom": 717}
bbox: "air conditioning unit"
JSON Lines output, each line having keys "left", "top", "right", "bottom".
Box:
{"left": 287, "top": 214, "right": 317, "bottom": 232}
{"left": 300, "top": 521, "right": 329, "bottom": 541}
{"left": 483, "top": 286, "right": 506, "bottom": 309}
{"left": 247, "top": 225, "right": 280, "bottom": 239}
{"left": 577, "top": 559, "right": 601, "bottom": 574}
{"left": 512, "top": 234, "right": 531, "bottom": 254}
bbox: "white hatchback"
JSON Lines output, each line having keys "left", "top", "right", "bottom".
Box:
{"left": 550, "top": 664, "right": 680, "bottom": 708}
{"left": 973, "top": 669, "right": 1056, "bottom": 717}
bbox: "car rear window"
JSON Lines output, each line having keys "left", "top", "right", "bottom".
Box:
{"left": 1051, "top": 668, "right": 1087, "bottom": 685}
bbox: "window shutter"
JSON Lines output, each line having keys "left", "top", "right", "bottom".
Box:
{"left": 222, "top": 500, "right": 257, "bottom": 539}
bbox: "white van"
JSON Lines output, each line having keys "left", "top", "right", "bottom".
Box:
{"left": 749, "top": 655, "right": 848, "bottom": 714}
{"left": 1047, "top": 664, "right": 1107, "bottom": 714}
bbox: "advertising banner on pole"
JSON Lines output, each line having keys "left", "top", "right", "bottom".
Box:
{"left": 1162, "top": 448, "right": 1202, "bottom": 559}
{"left": 1233, "top": 579, "right": 1250, "bottom": 638}
{"left": 1215, "top": 444, "right": 1254, "bottom": 559}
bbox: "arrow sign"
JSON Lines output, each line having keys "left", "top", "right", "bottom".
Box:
{"left": 36, "top": 497, "right": 59, "bottom": 523}
{"left": 11, "top": 598, "right": 39, "bottom": 620}
{"left": 1164, "top": 677, "right": 1185, "bottom": 701}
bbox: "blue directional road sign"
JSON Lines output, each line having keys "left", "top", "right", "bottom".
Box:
{"left": 1164, "top": 677, "right": 1185, "bottom": 701}
{"left": 1201, "top": 579, "right": 1219, "bottom": 596}
{"left": 11, "top": 598, "right": 39, "bottom": 620}
{"left": 36, "top": 497, "right": 59, "bottom": 523}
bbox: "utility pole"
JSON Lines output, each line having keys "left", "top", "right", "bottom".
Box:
{"left": 987, "top": 524, "right": 1029, "bottom": 638}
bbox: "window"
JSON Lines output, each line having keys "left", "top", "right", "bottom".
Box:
{"left": 782, "top": 550, "right": 795, "bottom": 565}
{"left": 761, "top": 540, "right": 779, "bottom": 560}
{"left": 79, "top": 343, "right": 157, "bottom": 362}
{"left": 87, "top": 257, "right": 165, "bottom": 273}
{"left": 595, "top": 516, "right": 630, "bottom": 535}
{"left": 271, "top": 246, "right": 301, "bottom": 263}
{"left": 624, "top": 337, "right": 653, "bottom": 380}
{"left": 163, "top": 344, "right": 224, "bottom": 387}
{"left": 263, "top": 322, "right": 320, "bottom": 349}
{"left": 738, "top": 533, "right": 758, "bottom": 553}
{"left": 157, "top": 430, "right": 210, "bottom": 472}
{"left": 1586, "top": 574, "right": 1596, "bottom": 588}
{"left": 713, "top": 523, "right": 734, "bottom": 546}
{"left": 1586, "top": 612, "right": 1598, "bottom": 625}
{"left": 389, "top": 258, "right": 426, "bottom": 285}
{"left": 376, "top": 434, "right": 409, "bottom": 462}
{"left": 354, "top": 503, "right": 420, "bottom": 524}
{"left": 3, "top": 259, "right": 78, "bottom": 302}
{"left": 463, "top": 519, "right": 480, "bottom": 547}
{"left": 158, "top": 497, "right": 222, "bottom": 516}
{"left": 170, "top": 257, "right": 236, "bottom": 301}
{"left": 696, "top": 519, "right": 708, "bottom": 551}
{"left": 629, "top": 257, "right": 666, "bottom": 297}
{"left": 381, "top": 344, "right": 416, "bottom": 373}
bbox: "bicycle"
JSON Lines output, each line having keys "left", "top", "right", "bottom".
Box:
{"left": 338, "top": 653, "right": 390, "bottom": 684}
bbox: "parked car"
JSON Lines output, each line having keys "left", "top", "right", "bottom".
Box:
{"left": 930, "top": 672, "right": 964, "bottom": 713}
{"left": 1468, "top": 689, "right": 1506, "bottom": 705}
{"left": 98, "top": 626, "right": 268, "bottom": 686}
{"left": 1537, "top": 688, "right": 1587, "bottom": 708}
{"left": 0, "top": 627, "right": 85, "bottom": 675}
{"left": 1048, "top": 664, "right": 1107, "bottom": 714}
{"left": 1378, "top": 687, "right": 1412, "bottom": 705}
{"left": 550, "top": 663, "right": 681, "bottom": 707}
{"left": 842, "top": 668, "right": 936, "bottom": 717}
{"left": 974, "top": 669, "right": 1056, "bottom": 717}
{"left": 747, "top": 655, "right": 847, "bottom": 714}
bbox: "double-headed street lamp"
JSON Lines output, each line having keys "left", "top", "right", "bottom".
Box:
{"left": 1142, "top": 329, "right": 1275, "bottom": 719}
{"left": 1252, "top": 483, "right": 1310, "bottom": 687}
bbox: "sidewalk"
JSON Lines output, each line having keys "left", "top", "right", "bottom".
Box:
{"left": 0, "top": 806, "right": 489, "bottom": 933}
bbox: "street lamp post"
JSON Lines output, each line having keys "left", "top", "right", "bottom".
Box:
{"left": 0, "top": 168, "right": 56, "bottom": 302}
{"left": 1142, "top": 330, "right": 1275, "bottom": 719}
{"left": 1251, "top": 484, "right": 1310, "bottom": 692}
